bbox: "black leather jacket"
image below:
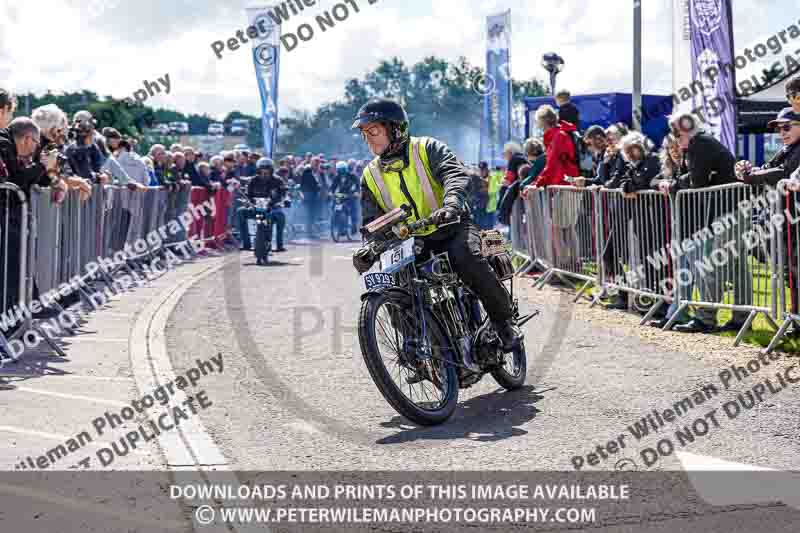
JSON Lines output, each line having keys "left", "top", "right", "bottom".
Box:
{"left": 745, "top": 141, "right": 800, "bottom": 187}
{"left": 247, "top": 174, "right": 287, "bottom": 203}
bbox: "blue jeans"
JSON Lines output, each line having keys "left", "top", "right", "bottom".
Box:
{"left": 237, "top": 207, "right": 286, "bottom": 250}
{"left": 665, "top": 254, "right": 691, "bottom": 323}
{"left": 343, "top": 197, "right": 360, "bottom": 233}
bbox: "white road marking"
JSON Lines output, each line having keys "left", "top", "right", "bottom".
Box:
{"left": 128, "top": 257, "right": 264, "bottom": 532}
{"left": 0, "top": 425, "right": 147, "bottom": 454}
{"left": 38, "top": 375, "right": 135, "bottom": 382}
{"left": 15, "top": 387, "right": 128, "bottom": 407}
{"left": 129, "top": 260, "right": 228, "bottom": 468}
{"left": 65, "top": 337, "right": 129, "bottom": 343}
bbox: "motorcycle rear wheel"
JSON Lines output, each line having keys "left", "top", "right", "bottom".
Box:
{"left": 359, "top": 292, "right": 458, "bottom": 426}
{"left": 490, "top": 340, "right": 527, "bottom": 390}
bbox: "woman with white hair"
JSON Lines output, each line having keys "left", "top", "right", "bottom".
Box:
{"left": 616, "top": 131, "right": 660, "bottom": 193}
{"left": 31, "top": 104, "right": 93, "bottom": 201}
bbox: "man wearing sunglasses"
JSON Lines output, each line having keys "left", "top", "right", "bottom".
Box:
{"left": 736, "top": 108, "right": 800, "bottom": 189}
{"left": 350, "top": 98, "right": 521, "bottom": 350}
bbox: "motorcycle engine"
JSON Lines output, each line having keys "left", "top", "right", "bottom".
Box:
{"left": 473, "top": 328, "right": 503, "bottom": 367}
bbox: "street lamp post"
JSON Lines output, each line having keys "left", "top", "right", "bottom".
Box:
{"left": 633, "top": 0, "right": 643, "bottom": 131}
{"left": 541, "top": 52, "right": 565, "bottom": 96}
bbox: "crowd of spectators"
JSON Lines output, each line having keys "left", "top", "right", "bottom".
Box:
{"left": 470, "top": 78, "right": 800, "bottom": 336}
{"left": 0, "top": 88, "right": 375, "bottom": 248}
{"left": 5, "top": 76, "right": 800, "bottom": 339}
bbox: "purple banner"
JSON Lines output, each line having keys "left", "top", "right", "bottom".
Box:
{"left": 689, "top": 0, "right": 737, "bottom": 153}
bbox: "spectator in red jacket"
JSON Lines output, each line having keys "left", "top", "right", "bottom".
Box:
{"left": 532, "top": 105, "right": 579, "bottom": 187}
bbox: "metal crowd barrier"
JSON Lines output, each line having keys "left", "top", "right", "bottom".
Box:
{"left": 521, "top": 188, "right": 554, "bottom": 274}
{"left": 593, "top": 188, "right": 675, "bottom": 323}
{"left": 0, "top": 183, "right": 29, "bottom": 365}
{"left": 510, "top": 181, "right": 785, "bottom": 349}
{"left": 188, "top": 185, "right": 236, "bottom": 250}
{"left": 1, "top": 182, "right": 235, "bottom": 366}
{"left": 766, "top": 182, "right": 800, "bottom": 353}
{"left": 532, "top": 186, "right": 601, "bottom": 301}
{"left": 663, "top": 183, "right": 779, "bottom": 345}
{"left": 509, "top": 198, "right": 533, "bottom": 274}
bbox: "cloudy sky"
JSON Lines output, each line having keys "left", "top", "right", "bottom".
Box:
{"left": 0, "top": 0, "right": 793, "bottom": 120}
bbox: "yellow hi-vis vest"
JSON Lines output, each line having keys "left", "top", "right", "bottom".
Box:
{"left": 486, "top": 171, "right": 504, "bottom": 213}
{"left": 362, "top": 136, "right": 445, "bottom": 236}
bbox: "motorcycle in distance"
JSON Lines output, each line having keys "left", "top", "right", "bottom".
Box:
{"left": 240, "top": 197, "right": 289, "bottom": 266}
{"left": 331, "top": 192, "right": 359, "bottom": 242}
{"left": 357, "top": 205, "right": 538, "bottom": 426}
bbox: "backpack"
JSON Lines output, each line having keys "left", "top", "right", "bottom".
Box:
{"left": 569, "top": 131, "right": 593, "bottom": 178}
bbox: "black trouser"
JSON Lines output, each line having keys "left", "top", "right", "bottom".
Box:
{"left": 422, "top": 221, "right": 513, "bottom": 323}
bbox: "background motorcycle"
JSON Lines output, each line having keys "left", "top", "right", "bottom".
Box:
{"left": 331, "top": 192, "right": 359, "bottom": 242}
{"left": 241, "top": 197, "right": 280, "bottom": 266}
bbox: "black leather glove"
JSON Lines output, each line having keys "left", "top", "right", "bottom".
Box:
{"left": 431, "top": 205, "right": 461, "bottom": 226}
{"left": 353, "top": 247, "right": 376, "bottom": 274}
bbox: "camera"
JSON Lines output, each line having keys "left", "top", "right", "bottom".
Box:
{"left": 67, "top": 119, "right": 95, "bottom": 141}
{"left": 44, "top": 143, "right": 69, "bottom": 172}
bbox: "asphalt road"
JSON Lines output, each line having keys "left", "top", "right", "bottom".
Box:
{"left": 164, "top": 241, "right": 800, "bottom": 531}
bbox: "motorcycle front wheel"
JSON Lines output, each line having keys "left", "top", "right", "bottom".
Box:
{"left": 358, "top": 292, "right": 459, "bottom": 426}
{"left": 331, "top": 210, "right": 348, "bottom": 243}
{"left": 254, "top": 221, "right": 271, "bottom": 265}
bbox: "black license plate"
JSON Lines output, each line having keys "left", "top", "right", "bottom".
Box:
{"left": 363, "top": 272, "right": 395, "bottom": 290}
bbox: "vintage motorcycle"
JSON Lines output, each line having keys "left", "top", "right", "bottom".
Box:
{"left": 357, "top": 206, "right": 537, "bottom": 425}
{"left": 241, "top": 197, "right": 278, "bottom": 265}
{"left": 331, "top": 192, "right": 359, "bottom": 242}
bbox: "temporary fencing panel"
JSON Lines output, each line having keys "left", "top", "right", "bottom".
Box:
{"left": 509, "top": 198, "right": 532, "bottom": 273}
{"left": 0, "top": 182, "right": 240, "bottom": 365}
{"left": 659, "top": 183, "right": 778, "bottom": 344}
{"left": 189, "top": 187, "right": 213, "bottom": 246}
{"left": 766, "top": 183, "right": 800, "bottom": 353}
{"left": 0, "top": 183, "right": 28, "bottom": 364}
{"left": 522, "top": 187, "right": 553, "bottom": 272}
{"left": 213, "top": 187, "right": 234, "bottom": 247}
{"left": 533, "top": 186, "right": 600, "bottom": 300}
{"left": 595, "top": 189, "right": 674, "bottom": 322}
{"left": 510, "top": 180, "right": 786, "bottom": 349}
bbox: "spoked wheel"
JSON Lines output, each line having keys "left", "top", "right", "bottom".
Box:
{"left": 255, "top": 222, "right": 271, "bottom": 266}
{"left": 490, "top": 341, "right": 527, "bottom": 390}
{"left": 331, "top": 212, "right": 348, "bottom": 243}
{"left": 471, "top": 297, "right": 527, "bottom": 390}
{"left": 359, "top": 292, "right": 458, "bottom": 426}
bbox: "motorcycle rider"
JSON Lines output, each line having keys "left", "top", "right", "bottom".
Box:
{"left": 351, "top": 98, "right": 522, "bottom": 349}
{"left": 237, "top": 157, "right": 288, "bottom": 252}
{"left": 330, "top": 160, "right": 361, "bottom": 234}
